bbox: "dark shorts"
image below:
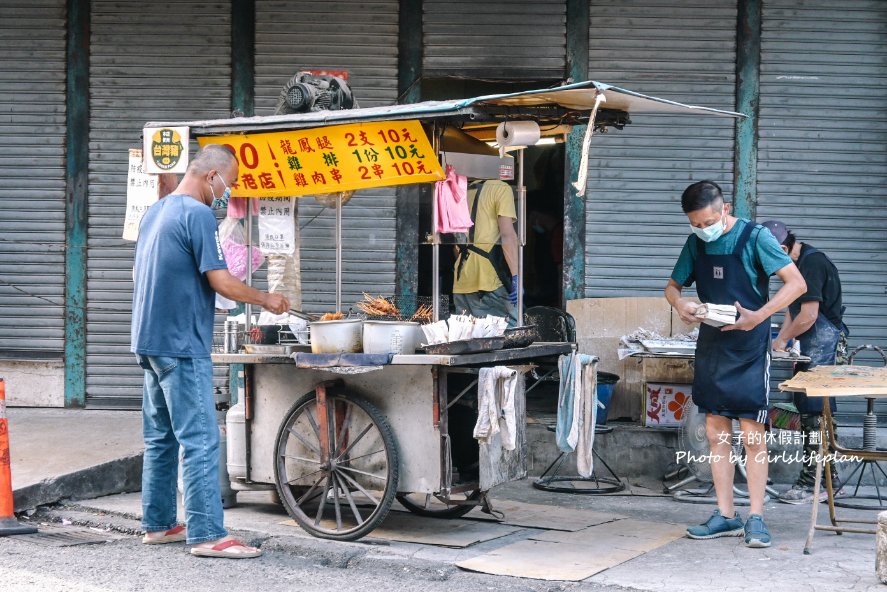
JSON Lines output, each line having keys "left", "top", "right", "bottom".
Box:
{"left": 697, "top": 406, "right": 769, "bottom": 424}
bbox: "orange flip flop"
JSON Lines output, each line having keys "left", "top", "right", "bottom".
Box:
{"left": 142, "top": 524, "right": 186, "bottom": 545}
{"left": 190, "top": 539, "right": 263, "bottom": 559}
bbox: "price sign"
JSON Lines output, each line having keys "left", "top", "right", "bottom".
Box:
{"left": 196, "top": 120, "right": 444, "bottom": 198}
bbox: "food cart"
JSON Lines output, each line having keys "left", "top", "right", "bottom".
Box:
{"left": 144, "top": 80, "right": 742, "bottom": 541}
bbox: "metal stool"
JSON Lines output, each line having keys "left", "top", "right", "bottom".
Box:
{"left": 833, "top": 344, "right": 887, "bottom": 510}
{"left": 533, "top": 424, "right": 625, "bottom": 494}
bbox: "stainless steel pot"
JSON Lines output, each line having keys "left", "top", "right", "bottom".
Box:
{"left": 309, "top": 319, "right": 362, "bottom": 354}
{"left": 362, "top": 321, "right": 420, "bottom": 355}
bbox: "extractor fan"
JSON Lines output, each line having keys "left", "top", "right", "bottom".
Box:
{"left": 275, "top": 71, "right": 355, "bottom": 114}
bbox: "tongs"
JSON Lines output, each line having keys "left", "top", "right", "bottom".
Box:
{"left": 288, "top": 308, "right": 321, "bottom": 322}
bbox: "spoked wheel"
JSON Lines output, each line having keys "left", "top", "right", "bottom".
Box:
{"left": 396, "top": 489, "right": 481, "bottom": 519}
{"left": 274, "top": 389, "right": 399, "bottom": 540}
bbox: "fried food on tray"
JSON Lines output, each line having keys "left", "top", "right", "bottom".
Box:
{"left": 356, "top": 293, "right": 400, "bottom": 317}
{"left": 319, "top": 312, "right": 345, "bottom": 321}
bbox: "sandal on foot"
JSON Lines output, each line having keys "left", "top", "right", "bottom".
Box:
{"left": 190, "top": 539, "right": 262, "bottom": 559}
{"left": 142, "top": 525, "right": 186, "bottom": 545}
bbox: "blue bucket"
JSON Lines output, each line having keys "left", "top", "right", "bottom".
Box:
{"left": 596, "top": 372, "right": 620, "bottom": 425}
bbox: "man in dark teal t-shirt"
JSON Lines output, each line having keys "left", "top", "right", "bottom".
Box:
{"left": 665, "top": 181, "right": 805, "bottom": 549}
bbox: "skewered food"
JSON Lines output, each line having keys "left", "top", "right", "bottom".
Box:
{"left": 319, "top": 312, "right": 345, "bottom": 321}
{"left": 356, "top": 293, "right": 400, "bottom": 318}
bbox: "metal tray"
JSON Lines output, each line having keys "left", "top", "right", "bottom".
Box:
{"left": 242, "top": 344, "right": 295, "bottom": 355}
{"left": 639, "top": 339, "right": 697, "bottom": 355}
{"left": 420, "top": 336, "right": 506, "bottom": 355}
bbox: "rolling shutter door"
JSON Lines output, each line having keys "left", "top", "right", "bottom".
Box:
{"left": 757, "top": 0, "right": 887, "bottom": 424}
{"left": 0, "top": 1, "right": 66, "bottom": 358}
{"left": 585, "top": 0, "right": 737, "bottom": 297}
{"left": 87, "top": 1, "right": 232, "bottom": 407}
{"left": 255, "top": 1, "right": 399, "bottom": 313}
{"left": 423, "top": 0, "right": 566, "bottom": 79}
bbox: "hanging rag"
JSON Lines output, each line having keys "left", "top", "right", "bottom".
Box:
{"left": 435, "top": 165, "right": 474, "bottom": 233}
{"left": 226, "top": 196, "right": 260, "bottom": 219}
{"left": 474, "top": 366, "right": 519, "bottom": 450}
{"left": 570, "top": 93, "right": 606, "bottom": 195}
{"left": 555, "top": 353, "right": 602, "bottom": 478}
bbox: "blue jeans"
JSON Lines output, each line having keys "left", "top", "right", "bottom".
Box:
{"left": 136, "top": 354, "right": 227, "bottom": 544}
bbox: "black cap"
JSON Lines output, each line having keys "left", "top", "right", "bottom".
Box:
{"left": 761, "top": 220, "right": 789, "bottom": 245}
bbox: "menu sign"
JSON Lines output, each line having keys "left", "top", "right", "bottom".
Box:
{"left": 196, "top": 120, "right": 443, "bottom": 198}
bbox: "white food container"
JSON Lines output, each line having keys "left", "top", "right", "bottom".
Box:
{"left": 362, "top": 321, "right": 421, "bottom": 354}
{"left": 309, "top": 319, "right": 363, "bottom": 353}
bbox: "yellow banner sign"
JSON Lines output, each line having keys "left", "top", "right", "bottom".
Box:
{"left": 197, "top": 120, "right": 443, "bottom": 198}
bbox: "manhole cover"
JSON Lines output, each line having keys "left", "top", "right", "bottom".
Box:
{"left": 12, "top": 524, "right": 119, "bottom": 547}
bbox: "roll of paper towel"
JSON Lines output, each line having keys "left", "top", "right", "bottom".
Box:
{"left": 496, "top": 121, "right": 541, "bottom": 157}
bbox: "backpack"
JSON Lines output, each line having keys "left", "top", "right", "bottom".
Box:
{"left": 455, "top": 181, "right": 513, "bottom": 289}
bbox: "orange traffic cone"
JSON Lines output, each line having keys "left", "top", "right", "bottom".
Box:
{"left": 0, "top": 378, "right": 37, "bottom": 536}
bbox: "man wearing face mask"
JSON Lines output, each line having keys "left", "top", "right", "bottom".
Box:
{"left": 665, "top": 180, "right": 806, "bottom": 548}
{"left": 762, "top": 220, "right": 848, "bottom": 504}
{"left": 132, "top": 144, "right": 290, "bottom": 559}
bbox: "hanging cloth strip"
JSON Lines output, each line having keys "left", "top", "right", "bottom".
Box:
{"left": 571, "top": 93, "right": 607, "bottom": 196}
{"left": 556, "top": 353, "right": 601, "bottom": 478}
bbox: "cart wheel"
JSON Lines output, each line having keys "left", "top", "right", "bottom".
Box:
{"left": 274, "top": 390, "right": 399, "bottom": 541}
{"left": 396, "top": 490, "right": 481, "bottom": 519}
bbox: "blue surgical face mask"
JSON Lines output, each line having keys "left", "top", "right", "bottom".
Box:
{"left": 209, "top": 174, "right": 231, "bottom": 209}
{"left": 532, "top": 223, "right": 546, "bottom": 234}
{"left": 690, "top": 213, "right": 725, "bottom": 243}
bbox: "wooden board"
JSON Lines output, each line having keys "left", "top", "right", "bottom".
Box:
{"left": 457, "top": 518, "right": 684, "bottom": 581}
{"left": 280, "top": 512, "right": 520, "bottom": 548}
{"left": 468, "top": 500, "right": 625, "bottom": 531}
{"left": 779, "top": 365, "right": 887, "bottom": 397}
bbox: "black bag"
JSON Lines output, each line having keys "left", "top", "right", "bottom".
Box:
{"left": 455, "top": 181, "right": 513, "bottom": 289}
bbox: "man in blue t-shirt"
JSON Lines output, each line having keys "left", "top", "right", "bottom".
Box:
{"left": 132, "top": 145, "right": 289, "bottom": 558}
{"left": 665, "top": 181, "right": 806, "bottom": 548}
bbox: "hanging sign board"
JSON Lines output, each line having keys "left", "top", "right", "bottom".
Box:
{"left": 258, "top": 197, "right": 296, "bottom": 255}
{"left": 122, "top": 149, "right": 160, "bottom": 241}
{"left": 143, "top": 126, "right": 190, "bottom": 174}
{"left": 196, "top": 119, "right": 444, "bottom": 198}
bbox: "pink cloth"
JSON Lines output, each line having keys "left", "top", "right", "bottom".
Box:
{"left": 222, "top": 239, "right": 264, "bottom": 279}
{"left": 226, "top": 196, "right": 260, "bottom": 219}
{"left": 435, "top": 165, "right": 474, "bottom": 233}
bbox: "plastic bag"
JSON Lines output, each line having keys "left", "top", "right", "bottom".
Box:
{"left": 219, "top": 218, "right": 264, "bottom": 280}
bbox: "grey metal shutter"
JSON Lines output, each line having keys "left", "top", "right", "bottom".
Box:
{"left": 0, "top": 1, "right": 67, "bottom": 357}
{"left": 87, "top": 1, "right": 232, "bottom": 408}
{"left": 584, "top": 0, "right": 738, "bottom": 297}
{"left": 255, "top": 0, "right": 399, "bottom": 313}
{"left": 757, "top": 0, "right": 887, "bottom": 424}
{"left": 423, "top": 0, "right": 566, "bottom": 79}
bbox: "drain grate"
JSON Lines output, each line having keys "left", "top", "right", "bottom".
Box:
{"left": 12, "top": 524, "right": 119, "bottom": 547}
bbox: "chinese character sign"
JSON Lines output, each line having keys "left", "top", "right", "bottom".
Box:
{"left": 258, "top": 197, "right": 296, "bottom": 255}
{"left": 196, "top": 120, "right": 444, "bottom": 198}
{"left": 143, "top": 126, "right": 189, "bottom": 174}
{"left": 122, "top": 149, "right": 160, "bottom": 241}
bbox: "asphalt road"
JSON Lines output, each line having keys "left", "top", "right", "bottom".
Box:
{"left": 0, "top": 523, "right": 623, "bottom": 592}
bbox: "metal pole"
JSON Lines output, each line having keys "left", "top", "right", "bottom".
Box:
{"left": 517, "top": 148, "right": 525, "bottom": 323}
{"left": 336, "top": 193, "right": 343, "bottom": 311}
{"left": 245, "top": 204, "right": 253, "bottom": 332}
{"left": 432, "top": 124, "right": 441, "bottom": 322}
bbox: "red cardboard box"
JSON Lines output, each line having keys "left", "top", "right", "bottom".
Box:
{"left": 643, "top": 383, "right": 692, "bottom": 427}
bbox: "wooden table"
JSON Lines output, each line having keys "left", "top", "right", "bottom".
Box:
{"left": 779, "top": 364, "right": 887, "bottom": 554}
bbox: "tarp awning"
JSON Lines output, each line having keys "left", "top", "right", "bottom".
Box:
{"left": 145, "top": 80, "right": 744, "bottom": 136}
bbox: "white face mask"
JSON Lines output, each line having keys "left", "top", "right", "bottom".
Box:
{"left": 690, "top": 213, "right": 726, "bottom": 243}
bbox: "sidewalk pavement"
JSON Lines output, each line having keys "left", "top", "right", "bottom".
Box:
{"left": 7, "top": 406, "right": 883, "bottom": 589}
{"left": 35, "top": 478, "right": 881, "bottom": 592}
{"left": 9, "top": 407, "right": 144, "bottom": 511}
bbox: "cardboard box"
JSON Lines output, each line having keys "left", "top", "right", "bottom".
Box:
{"left": 643, "top": 382, "right": 692, "bottom": 427}
{"left": 568, "top": 297, "right": 697, "bottom": 422}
